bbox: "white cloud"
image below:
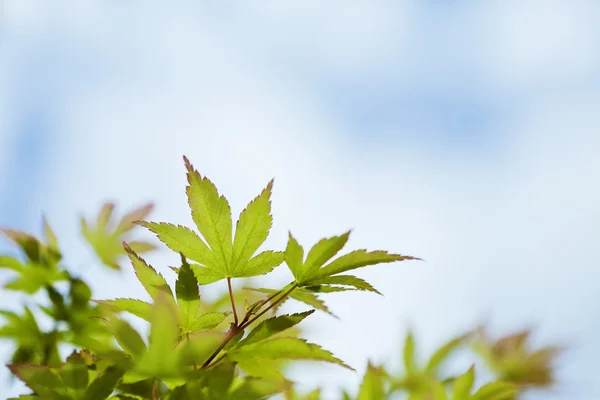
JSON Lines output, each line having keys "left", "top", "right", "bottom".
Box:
{"left": 1, "top": 1, "right": 599, "bottom": 398}
{"left": 480, "top": 1, "right": 600, "bottom": 91}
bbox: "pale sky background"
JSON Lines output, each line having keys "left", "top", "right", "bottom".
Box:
{"left": 1, "top": 1, "right": 599, "bottom": 399}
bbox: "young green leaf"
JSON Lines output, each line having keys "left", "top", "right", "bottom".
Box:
{"left": 138, "top": 222, "right": 217, "bottom": 269}
{"left": 234, "top": 250, "right": 284, "bottom": 278}
{"left": 124, "top": 244, "right": 173, "bottom": 302}
{"left": 302, "top": 232, "right": 350, "bottom": 279}
{"left": 309, "top": 249, "right": 418, "bottom": 282}
{"left": 81, "top": 202, "right": 155, "bottom": 270}
{"left": 184, "top": 156, "right": 233, "bottom": 272}
{"left": 93, "top": 298, "right": 153, "bottom": 321}
{"left": 188, "top": 312, "right": 228, "bottom": 332}
{"left": 0, "top": 229, "right": 42, "bottom": 263}
{"left": 357, "top": 363, "right": 386, "bottom": 400}
{"left": 285, "top": 233, "right": 304, "bottom": 281}
{"left": 425, "top": 333, "right": 472, "bottom": 374}
{"left": 83, "top": 366, "right": 125, "bottom": 400}
{"left": 0, "top": 255, "right": 24, "bottom": 272}
{"left": 189, "top": 264, "right": 227, "bottom": 285}
{"left": 403, "top": 331, "right": 416, "bottom": 373}
{"left": 231, "top": 355, "right": 283, "bottom": 380}
{"left": 452, "top": 366, "right": 475, "bottom": 400}
{"left": 228, "top": 377, "right": 285, "bottom": 400}
{"left": 232, "top": 180, "right": 273, "bottom": 271}
{"left": 246, "top": 287, "right": 336, "bottom": 318}
{"left": 105, "top": 318, "right": 147, "bottom": 360}
{"left": 431, "top": 381, "right": 449, "bottom": 400}
{"left": 43, "top": 217, "right": 60, "bottom": 254}
{"left": 176, "top": 255, "right": 201, "bottom": 333}
{"left": 7, "top": 364, "right": 67, "bottom": 399}
{"left": 60, "top": 351, "right": 89, "bottom": 390}
{"left": 471, "top": 381, "right": 516, "bottom": 400}
{"left": 136, "top": 294, "right": 181, "bottom": 379}
{"left": 142, "top": 157, "right": 283, "bottom": 283}
{"left": 234, "top": 311, "right": 314, "bottom": 349}
{"left": 303, "top": 275, "right": 381, "bottom": 294}
{"left": 229, "top": 337, "right": 353, "bottom": 371}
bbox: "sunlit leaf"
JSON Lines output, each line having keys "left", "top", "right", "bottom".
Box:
{"left": 232, "top": 180, "right": 273, "bottom": 271}
{"left": 357, "top": 363, "right": 385, "bottom": 400}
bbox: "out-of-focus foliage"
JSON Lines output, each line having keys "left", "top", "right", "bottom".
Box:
{"left": 0, "top": 156, "right": 562, "bottom": 399}
{"left": 81, "top": 202, "right": 156, "bottom": 270}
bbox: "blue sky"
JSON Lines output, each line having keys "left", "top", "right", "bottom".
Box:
{"left": 1, "top": 1, "right": 600, "bottom": 398}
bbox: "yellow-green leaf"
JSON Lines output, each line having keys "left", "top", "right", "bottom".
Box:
{"left": 357, "top": 363, "right": 385, "bottom": 400}
{"left": 302, "top": 231, "right": 350, "bottom": 279}
{"left": 309, "top": 250, "right": 418, "bottom": 281}
{"left": 234, "top": 311, "right": 314, "bottom": 349}
{"left": 124, "top": 244, "right": 173, "bottom": 301}
{"left": 285, "top": 233, "right": 304, "bottom": 281}
{"left": 176, "top": 256, "right": 201, "bottom": 334}
{"left": 235, "top": 251, "right": 284, "bottom": 278}
{"left": 184, "top": 156, "right": 233, "bottom": 273}
{"left": 232, "top": 180, "right": 274, "bottom": 271}
{"left": 139, "top": 222, "right": 217, "bottom": 270}
{"left": 93, "top": 298, "right": 153, "bottom": 321}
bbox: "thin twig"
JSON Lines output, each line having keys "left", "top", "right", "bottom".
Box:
{"left": 240, "top": 284, "right": 297, "bottom": 330}
{"left": 152, "top": 379, "right": 159, "bottom": 400}
{"left": 202, "top": 327, "right": 240, "bottom": 368}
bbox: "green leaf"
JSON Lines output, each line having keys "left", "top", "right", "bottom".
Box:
{"left": 114, "top": 203, "right": 153, "bottom": 236}
{"left": 234, "top": 311, "right": 314, "bottom": 349}
{"left": 184, "top": 156, "right": 233, "bottom": 272}
{"left": 60, "top": 351, "right": 89, "bottom": 390}
{"left": 471, "top": 381, "right": 516, "bottom": 400}
{"left": 357, "top": 363, "right": 385, "bottom": 400}
{"left": 303, "top": 275, "right": 381, "bottom": 294}
{"left": 70, "top": 278, "right": 92, "bottom": 309}
{"left": 289, "top": 289, "right": 335, "bottom": 317}
{"left": 284, "top": 233, "right": 304, "bottom": 281}
{"left": 93, "top": 298, "right": 153, "bottom": 321}
{"left": 403, "top": 331, "right": 416, "bottom": 373}
{"left": 189, "top": 264, "right": 226, "bottom": 285}
{"left": 176, "top": 255, "right": 201, "bottom": 334}
{"left": 425, "top": 333, "right": 471, "bottom": 374}
{"left": 0, "top": 229, "right": 42, "bottom": 263}
{"left": 4, "top": 267, "right": 68, "bottom": 294}
{"left": 234, "top": 251, "right": 284, "bottom": 278}
{"left": 139, "top": 222, "right": 217, "bottom": 269}
{"left": 43, "top": 217, "right": 60, "bottom": 253}
{"left": 106, "top": 318, "right": 147, "bottom": 360}
{"left": 81, "top": 202, "right": 155, "bottom": 270}
{"left": 177, "top": 331, "right": 225, "bottom": 369}
{"left": 0, "top": 255, "right": 24, "bottom": 272}
{"left": 432, "top": 381, "right": 449, "bottom": 400}
{"left": 232, "top": 355, "right": 282, "bottom": 380}
{"left": 232, "top": 180, "right": 273, "bottom": 271}
{"left": 228, "top": 377, "right": 285, "bottom": 400}
{"left": 136, "top": 294, "right": 181, "bottom": 379}
{"left": 309, "top": 250, "right": 418, "bottom": 282}
{"left": 302, "top": 231, "right": 350, "bottom": 279}
{"left": 452, "top": 366, "right": 475, "bottom": 400}
{"left": 8, "top": 364, "right": 68, "bottom": 399}
{"left": 83, "top": 366, "right": 125, "bottom": 400}
{"left": 124, "top": 244, "right": 174, "bottom": 301}
{"left": 188, "top": 312, "right": 228, "bottom": 332}
{"left": 229, "top": 337, "right": 353, "bottom": 371}
{"left": 247, "top": 287, "right": 336, "bottom": 318}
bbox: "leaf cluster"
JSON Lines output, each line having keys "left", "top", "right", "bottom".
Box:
{"left": 0, "top": 156, "right": 562, "bottom": 400}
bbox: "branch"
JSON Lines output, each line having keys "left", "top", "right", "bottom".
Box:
{"left": 240, "top": 283, "right": 297, "bottom": 330}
